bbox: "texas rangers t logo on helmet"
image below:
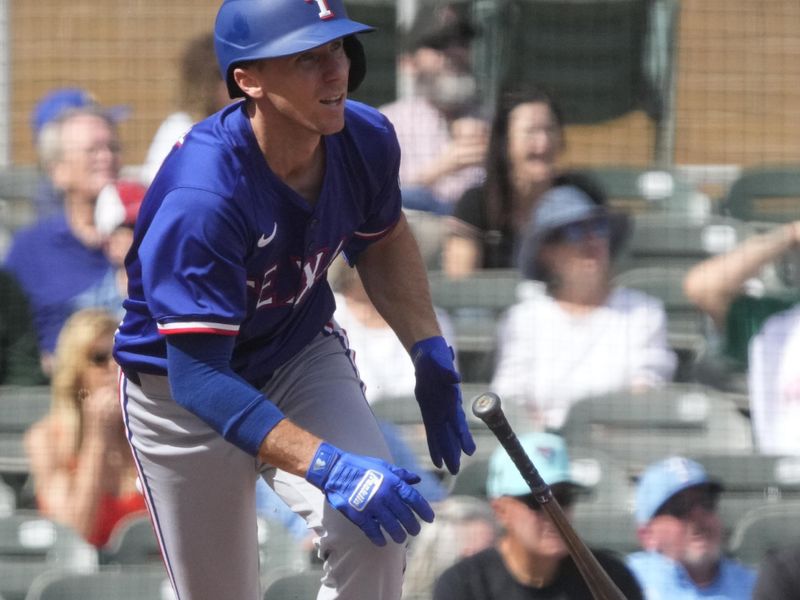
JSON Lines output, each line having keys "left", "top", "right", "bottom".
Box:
{"left": 306, "top": 0, "right": 334, "bottom": 20}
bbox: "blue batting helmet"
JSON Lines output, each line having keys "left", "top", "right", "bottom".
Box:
{"left": 214, "top": 0, "right": 374, "bottom": 98}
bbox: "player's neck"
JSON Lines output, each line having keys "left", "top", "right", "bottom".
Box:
{"left": 249, "top": 106, "right": 325, "bottom": 205}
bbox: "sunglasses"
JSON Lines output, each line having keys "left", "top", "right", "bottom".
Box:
{"left": 656, "top": 490, "right": 719, "bottom": 519}
{"left": 516, "top": 487, "right": 575, "bottom": 512}
{"left": 88, "top": 351, "right": 114, "bottom": 367}
{"left": 547, "top": 218, "right": 610, "bottom": 245}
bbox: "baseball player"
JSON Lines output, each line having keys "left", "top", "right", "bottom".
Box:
{"left": 113, "top": 1, "right": 475, "bottom": 599}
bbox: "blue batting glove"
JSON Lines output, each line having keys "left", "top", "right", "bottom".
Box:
{"left": 411, "top": 336, "right": 476, "bottom": 474}
{"left": 305, "top": 442, "right": 435, "bottom": 547}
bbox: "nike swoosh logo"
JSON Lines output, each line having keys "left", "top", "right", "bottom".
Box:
{"left": 257, "top": 223, "right": 278, "bottom": 248}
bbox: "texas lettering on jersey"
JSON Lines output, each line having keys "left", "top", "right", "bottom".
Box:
{"left": 250, "top": 238, "right": 345, "bottom": 309}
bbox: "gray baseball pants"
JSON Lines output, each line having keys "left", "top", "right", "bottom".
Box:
{"left": 119, "top": 327, "right": 407, "bottom": 600}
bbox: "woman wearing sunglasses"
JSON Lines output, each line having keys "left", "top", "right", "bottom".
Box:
{"left": 491, "top": 184, "right": 678, "bottom": 431}
{"left": 25, "top": 308, "right": 145, "bottom": 547}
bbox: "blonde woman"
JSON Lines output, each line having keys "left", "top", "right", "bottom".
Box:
{"left": 25, "top": 308, "right": 145, "bottom": 547}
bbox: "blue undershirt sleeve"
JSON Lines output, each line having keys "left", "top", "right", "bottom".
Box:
{"left": 166, "top": 333, "right": 285, "bottom": 456}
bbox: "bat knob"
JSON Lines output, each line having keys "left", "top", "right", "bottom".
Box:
{"left": 472, "top": 392, "right": 501, "bottom": 422}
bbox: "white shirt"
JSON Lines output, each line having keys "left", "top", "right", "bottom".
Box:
{"left": 491, "top": 287, "right": 677, "bottom": 430}
{"left": 379, "top": 96, "right": 484, "bottom": 206}
{"left": 140, "top": 112, "right": 194, "bottom": 185}
{"left": 749, "top": 305, "right": 800, "bottom": 455}
{"left": 333, "top": 293, "right": 456, "bottom": 404}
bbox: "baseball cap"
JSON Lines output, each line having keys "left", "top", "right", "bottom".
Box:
{"left": 518, "top": 184, "right": 606, "bottom": 280}
{"left": 486, "top": 432, "right": 581, "bottom": 498}
{"left": 635, "top": 457, "right": 723, "bottom": 525}
{"left": 30, "top": 88, "right": 130, "bottom": 139}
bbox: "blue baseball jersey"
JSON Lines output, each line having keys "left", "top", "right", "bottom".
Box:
{"left": 114, "top": 99, "right": 402, "bottom": 388}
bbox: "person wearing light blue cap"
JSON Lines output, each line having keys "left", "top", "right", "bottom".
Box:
{"left": 433, "top": 432, "right": 644, "bottom": 599}
{"left": 627, "top": 456, "right": 756, "bottom": 599}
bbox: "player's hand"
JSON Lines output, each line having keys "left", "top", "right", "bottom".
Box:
{"left": 411, "top": 336, "right": 476, "bottom": 474}
{"left": 305, "top": 442, "right": 435, "bottom": 547}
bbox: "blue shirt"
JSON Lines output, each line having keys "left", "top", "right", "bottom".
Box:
{"left": 114, "top": 99, "right": 402, "bottom": 389}
{"left": 4, "top": 213, "right": 116, "bottom": 352}
{"left": 627, "top": 551, "right": 756, "bottom": 600}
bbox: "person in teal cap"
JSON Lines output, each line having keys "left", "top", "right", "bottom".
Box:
{"left": 627, "top": 456, "right": 756, "bottom": 599}
{"left": 433, "top": 432, "right": 643, "bottom": 599}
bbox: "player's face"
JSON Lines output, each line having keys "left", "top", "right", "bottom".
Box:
{"left": 643, "top": 487, "right": 724, "bottom": 570}
{"left": 506, "top": 102, "right": 564, "bottom": 187}
{"left": 54, "top": 114, "right": 121, "bottom": 202}
{"left": 250, "top": 39, "right": 350, "bottom": 138}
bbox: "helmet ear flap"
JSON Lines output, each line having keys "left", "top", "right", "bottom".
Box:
{"left": 344, "top": 35, "right": 367, "bottom": 93}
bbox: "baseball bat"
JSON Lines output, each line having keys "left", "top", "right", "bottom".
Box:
{"left": 471, "top": 392, "right": 628, "bottom": 600}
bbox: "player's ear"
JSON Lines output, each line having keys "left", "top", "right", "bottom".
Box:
{"left": 232, "top": 63, "right": 265, "bottom": 100}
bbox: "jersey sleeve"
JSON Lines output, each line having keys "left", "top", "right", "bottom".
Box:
{"left": 343, "top": 119, "right": 403, "bottom": 265}
{"left": 139, "top": 187, "right": 249, "bottom": 335}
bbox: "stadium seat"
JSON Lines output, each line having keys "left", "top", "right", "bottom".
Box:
{"left": 690, "top": 454, "right": 800, "bottom": 536}
{"left": 575, "top": 166, "right": 709, "bottom": 217}
{"left": 0, "top": 166, "right": 39, "bottom": 260}
{"left": 0, "top": 387, "right": 52, "bottom": 509}
{"left": 0, "top": 511, "right": 97, "bottom": 600}
{"left": 728, "top": 501, "right": 800, "bottom": 568}
{"left": 615, "top": 213, "right": 756, "bottom": 271}
{"left": 427, "top": 269, "right": 523, "bottom": 382}
{"left": 557, "top": 383, "right": 754, "bottom": 479}
{"left": 721, "top": 165, "right": 800, "bottom": 225}
{"left": 263, "top": 569, "right": 323, "bottom": 600}
{"left": 24, "top": 567, "right": 174, "bottom": 600}
{"left": 100, "top": 515, "right": 161, "bottom": 567}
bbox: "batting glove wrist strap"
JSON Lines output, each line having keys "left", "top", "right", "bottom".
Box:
{"left": 411, "top": 336, "right": 476, "bottom": 475}
{"left": 305, "top": 442, "right": 435, "bottom": 546}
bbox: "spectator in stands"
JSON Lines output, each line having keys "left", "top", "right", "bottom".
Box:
{"left": 140, "top": 32, "right": 231, "bottom": 185}
{"left": 442, "top": 85, "right": 566, "bottom": 278}
{"left": 330, "top": 258, "right": 456, "bottom": 403}
{"left": 753, "top": 542, "right": 800, "bottom": 600}
{"left": 491, "top": 184, "right": 676, "bottom": 431}
{"left": 380, "top": 2, "right": 488, "bottom": 215}
{"left": 628, "top": 456, "right": 756, "bottom": 599}
{"left": 24, "top": 308, "right": 146, "bottom": 547}
{"left": 684, "top": 221, "right": 800, "bottom": 455}
{"left": 30, "top": 88, "right": 129, "bottom": 218}
{"left": 0, "top": 269, "right": 47, "bottom": 385}
{"left": 5, "top": 106, "right": 140, "bottom": 375}
{"left": 403, "top": 494, "right": 498, "bottom": 600}
{"left": 433, "top": 432, "right": 643, "bottom": 599}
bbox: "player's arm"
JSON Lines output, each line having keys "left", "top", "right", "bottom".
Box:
{"left": 356, "top": 213, "right": 440, "bottom": 349}
{"left": 356, "top": 213, "right": 476, "bottom": 474}
{"left": 683, "top": 221, "right": 800, "bottom": 329}
{"left": 165, "top": 333, "right": 433, "bottom": 546}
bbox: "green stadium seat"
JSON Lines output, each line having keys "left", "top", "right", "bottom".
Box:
{"left": 721, "top": 165, "right": 800, "bottom": 225}
{"left": 728, "top": 501, "right": 800, "bottom": 568}
{"left": 24, "top": 567, "right": 173, "bottom": 600}
{"left": 346, "top": 1, "right": 397, "bottom": 108}
{"left": 0, "top": 511, "right": 97, "bottom": 600}
{"left": 557, "top": 383, "right": 754, "bottom": 479}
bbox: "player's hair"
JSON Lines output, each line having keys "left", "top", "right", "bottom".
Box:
{"left": 36, "top": 106, "right": 116, "bottom": 172}
{"left": 483, "top": 84, "right": 565, "bottom": 236}
{"left": 178, "top": 31, "right": 225, "bottom": 120}
{"left": 402, "top": 495, "right": 498, "bottom": 600}
{"left": 49, "top": 308, "right": 119, "bottom": 453}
